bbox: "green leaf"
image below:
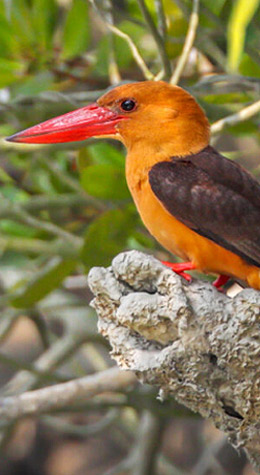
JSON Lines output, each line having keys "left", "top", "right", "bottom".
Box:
{"left": 1, "top": 185, "right": 29, "bottom": 202}
{"left": 239, "top": 53, "right": 260, "bottom": 77}
{"left": 61, "top": 0, "right": 90, "bottom": 59}
{"left": 11, "top": 257, "right": 77, "bottom": 308}
{"left": 32, "top": 0, "right": 58, "bottom": 50}
{"left": 201, "top": 0, "right": 227, "bottom": 14}
{"left": 226, "top": 121, "right": 259, "bottom": 135}
{"left": 0, "top": 168, "right": 13, "bottom": 184}
{"left": 0, "top": 58, "right": 24, "bottom": 87}
{"left": 128, "top": 231, "right": 155, "bottom": 250}
{"left": 0, "top": 220, "right": 37, "bottom": 238}
{"left": 0, "top": 13, "right": 17, "bottom": 58}
{"left": 80, "top": 164, "right": 130, "bottom": 200}
{"left": 227, "top": 0, "right": 260, "bottom": 71}
{"left": 86, "top": 142, "right": 125, "bottom": 167}
{"left": 13, "top": 71, "right": 54, "bottom": 96}
{"left": 202, "top": 92, "right": 251, "bottom": 104}
{"left": 81, "top": 208, "right": 137, "bottom": 270}
{"left": 10, "top": 0, "right": 36, "bottom": 51}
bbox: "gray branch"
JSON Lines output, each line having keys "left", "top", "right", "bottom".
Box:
{"left": 0, "top": 367, "right": 137, "bottom": 423}
{"left": 88, "top": 250, "right": 260, "bottom": 472}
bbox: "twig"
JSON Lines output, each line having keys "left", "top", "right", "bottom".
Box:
{"left": 158, "top": 454, "right": 188, "bottom": 475}
{"left": 0, "top": 195, "right": 83, "bottom": 247}
{"left": 104, "top": 408, "right": 166, "bottom": 475}
{"left": 137, "top": 0, "right": 172, "bottom": 79}
{"left": 0, "top": 310, "right": 21, "bottom": 343}
{"left": 38, "top": 158, "right": 83, "bottom": 192}
{"left": 192, "top": 74, "right": 260, "bottom": 95}
{"left": 132, "top": 410, "right": 165, "bottom": 475}
{"left": 154, "top": 0, "right": 167, "bottom": 40}
{"left": 108, "top": 24, "right": 155, "bottom": 80}
{"left": 32, "top": 310, "right": 51, "bottom": 350}
{"left": 173, "top": 0, "right": 225, "bottom": 69}
{"left": 103, "top": 0, "right": 121, "bottom": 84}
{"left": 0, "top": 193, "right": 105, "bottom": 217}
{"left": 192, "top": 437, "right": 229, "bottom": 475}
{"left": 104, "top": 455, "right": 133, "bottom": 475}
{"left": 37, "top": 158, "right": 107, "bottom": 211}
{"left": 170, "top": 0, "right": 199, "bottom": 84}
{"left": 43, "top": 408, "right": 118, "bottom": 436}
{"left": 0, "top": 236, "right": 79, "bottom": 258}
{"left": 0, "top": 353, "right": 65, "bottom": 384}
{"left": 197, "top": 36, "right": 226, "bottom": 69}
{"left": 0, "top": 367, "right": 137, "bottom": 423}
{"left": 22, "top": 193, "right": 103, "bottom": 213}
{"left": 211, "top": 99, "right": 260, "bottom": 135}
{"left": 189, "top": 0, "right": 260, "bottom": 67}
{"left": 90, "top": 0, "right": 154, "bottom": 80}
{"left": 3, "top": 90, "right": 104, "bottom": 108}
{"left": 1, "top": 324, "right": 107, "bottom": 397}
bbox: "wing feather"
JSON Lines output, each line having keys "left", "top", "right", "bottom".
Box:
{"left": 149, "top": 148, "right": 260, "bottom": 267}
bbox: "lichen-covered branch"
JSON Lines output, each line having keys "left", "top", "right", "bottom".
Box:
{"left": 88, "top": 250, "right": 260, "bottom": 471}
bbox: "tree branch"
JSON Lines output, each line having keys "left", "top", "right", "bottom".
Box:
{"left": 170, "top": 0, "right": 200, "bottom": 85}
{"left": 0, "top": 367, "right": 137, "bottom": 424}
{"left": 211, "top": 99, "right": 260, "bottom": 135}
{"left": 90, "top": 0, "right": 154, "bottom": 80}
{"left": 154, "top": 0, "right": 167, "bottom": 41}
{"left": 0, "top": 195, "right": 83, "bottom": 247}
{"left": 88, "top": 250, "right": 260, "bottom": 472}
{"left": 137, "top": 0, "right": 172, "bottom": 79}
{"left": 98, "top": 0, "right": 121, "bottom": 85}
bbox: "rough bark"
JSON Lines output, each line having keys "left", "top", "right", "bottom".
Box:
{"left": 88, "top": 250, "right": 260, "bottom": 472}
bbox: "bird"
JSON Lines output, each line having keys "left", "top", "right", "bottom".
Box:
{"left": 6, "top": 80, "right": 260, "bottom": 289}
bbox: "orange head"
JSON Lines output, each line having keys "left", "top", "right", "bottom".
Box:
{"left": 6, "top": 81, "right": 210, "bottom": 157}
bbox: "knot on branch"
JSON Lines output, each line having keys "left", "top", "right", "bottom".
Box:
{"left": 88, "top": 250, "right": 260, "bottom": 465}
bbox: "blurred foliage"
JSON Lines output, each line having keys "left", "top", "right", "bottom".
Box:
{"left": 0, "top": 0, "right": 259, "bottom": 473}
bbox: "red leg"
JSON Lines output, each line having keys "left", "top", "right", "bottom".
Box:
{"left": 213, "top": 274, "right": 230, "bottom": 289}
{"left": 161, "top": 261, "right": 196, "bottom": 282}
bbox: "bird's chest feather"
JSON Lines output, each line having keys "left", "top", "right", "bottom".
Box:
{"left": 126, "top": 159, "right": 198, "bottom": 260}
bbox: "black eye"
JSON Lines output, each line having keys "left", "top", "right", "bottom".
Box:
{"left": 120, "top": 99, "right": 136, "bottom": 112}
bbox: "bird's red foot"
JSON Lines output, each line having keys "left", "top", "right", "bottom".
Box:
{"left": 213, "top": 274, "right": 230, "bottom": 289}
{"left": 161, "top": 261, "right": 196, "bottom": 282}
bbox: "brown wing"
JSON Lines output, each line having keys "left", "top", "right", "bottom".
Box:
{"left": 149, "top": 147, "right": 260, "bottom": 267}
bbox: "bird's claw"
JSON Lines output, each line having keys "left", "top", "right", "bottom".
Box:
{"left": 161, "top": 260, "right": 195, "bottom": 282}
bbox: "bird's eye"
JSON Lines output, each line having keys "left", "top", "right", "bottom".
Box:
{"left": 120, "top": 99, "right": 136, "bottom": 112}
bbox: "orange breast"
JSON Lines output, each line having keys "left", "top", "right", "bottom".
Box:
{"left": 126, "top": 162, "right": 260, "bottom": 289}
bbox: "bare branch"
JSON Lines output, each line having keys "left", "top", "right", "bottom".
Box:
{"left": 0, "top": 367, "right": 137, "bottom": 423}
{"left": 132, "top": 410, "right": 165, "bottom": 475}
{"left": 42, "top": 408, "right": 118, "bottom": 436}
{"left": 102, "top": 0, "right": 121, "bottom": 85}
{"left": 90, "top": 0, "right": 155, "bottom": 80}
{"left": 107, "top": 24, "right": 155, "bottom": 81}
{"left": 170, "top": 0, "right": 200, "bottom": 85}
{"left": 2, "top": 318, "right": 97, "bottom": 396}
{"left": 0, "top": 193, "right": 105, "bottom": 217}
{"left": 154, "top": 0, "right": 167, "bottom": 40}
{"left": 137, "top": 0, "right": 172, "bottom": 78}
{"left": 211, "top": 99, "right": 260, "bottom": 135}
{"left": 0, "top": 236, "right": 78, "bottom": 258}
{"left": 0, "top": 195, "right": 82, "bottom": 247}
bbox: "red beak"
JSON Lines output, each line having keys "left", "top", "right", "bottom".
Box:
{"left": 6, "top": 103, "right": 125, "bottom": 144}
